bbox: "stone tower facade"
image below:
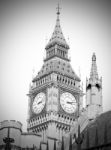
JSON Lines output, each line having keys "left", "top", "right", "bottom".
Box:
{"left": 86, "top": 53, "right": 102, "bottom": 120}
{"left": 27, "top": 5, "right": 83, "bottom": 149}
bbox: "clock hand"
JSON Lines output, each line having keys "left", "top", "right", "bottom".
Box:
{"left": 38, "top": 101, "right": 42, "bottom": 105}
{"left": 67, "top": 101, "right": 74, "bottom": 104}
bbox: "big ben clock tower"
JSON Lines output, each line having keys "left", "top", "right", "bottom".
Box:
{"left": 27, "top": 5, "right": 83, "bottom": 148}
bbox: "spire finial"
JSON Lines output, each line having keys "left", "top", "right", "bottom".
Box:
{"left": 92, "top": 52, "right": 96, "bottom": 61}
{"left": 90, "top": 52, "right": 98, "bottom": 79}
{"left": 56, "top": 3, "right": 61, "bottom": 16}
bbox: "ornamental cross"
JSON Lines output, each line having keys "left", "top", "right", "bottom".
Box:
{"left": 56, "top": 3, "right": 61, "bottom": 15}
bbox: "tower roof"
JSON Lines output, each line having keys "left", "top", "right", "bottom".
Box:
{"left": 33, "top": 57, "right": 80, "bottom": 81}
{"left": 33, "top": 5, "right": 80, "bottom": 82}
{"left": 45, "top": 5, "right": 69, "bottom": 49}
{"left": 90, "top": 53, "right": 98, "bottom": 80}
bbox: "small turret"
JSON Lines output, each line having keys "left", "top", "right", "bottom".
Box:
{"left": 86, "top": 53, "right": 102, "bottom": 120}
{"left": 90, "top": 53, "right": 98, "bottom": 80}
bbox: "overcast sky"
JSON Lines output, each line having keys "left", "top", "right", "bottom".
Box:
{"left": 0, "top": 0, "right": 111, "bottom": 131}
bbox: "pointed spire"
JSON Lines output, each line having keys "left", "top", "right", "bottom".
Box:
{"left": 45, "top": 4, "right": 69, "bottom": 49}
{"left": 90, "top": 53, "right": 98, "bottom": 80}
{"left": 56, "top": 3, "right": 61, "bottom": 27}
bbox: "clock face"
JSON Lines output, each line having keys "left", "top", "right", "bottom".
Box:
{"left": 60, "top": 92, "right": 77, "bottom": 114}
{"left": 32, "top": 92, "right": 46, "bottom": 114}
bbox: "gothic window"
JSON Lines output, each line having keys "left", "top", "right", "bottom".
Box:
{"left": 71, "top": 81, "right": 72, "bottom": 85}
{"left": 62, "top": 51, "right": 64, "bottom": 57}
{"left": 65, "top": 79, "right": 67, "bottom": 83}
{"left": 68, "top": 80, "right": 70, "bottom": 84}
{"left": 96, "top": 84, "right": 101, "bottom": 90}
{"left": 74, "top": 82, "right": 75, "bottom": 86}
{"left": 57, "top": 75, "right": 59, "bottom": 81}
{"left": 61, "top": 51, "right": 62, "bottom": 57}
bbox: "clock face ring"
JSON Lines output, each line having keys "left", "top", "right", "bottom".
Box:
{"left": 32, "top": 92, "right": 46, "bottom": 114}
{"left": 60, "top": 92, "right": 77, "bottom": 114}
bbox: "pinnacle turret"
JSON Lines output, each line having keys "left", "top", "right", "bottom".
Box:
{"left": 86, "top": 53, "right": 103, "bottom": 120}
{"left": 90, "top": 53, "right": 98, "bottom": 80}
